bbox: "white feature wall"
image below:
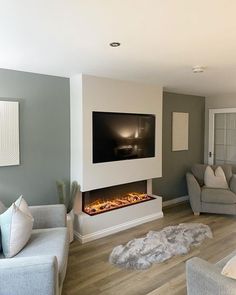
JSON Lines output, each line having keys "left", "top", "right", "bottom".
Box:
{"left": 70, "top": 74, "right": 163, "bottom": 192}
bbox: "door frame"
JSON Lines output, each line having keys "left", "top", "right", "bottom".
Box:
{"left": 208, "top": 108, "right": 236, "bottom": 165}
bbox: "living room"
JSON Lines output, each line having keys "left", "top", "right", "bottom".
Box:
{"left": 1, "top": 1, "right": 236, "bottom": 295}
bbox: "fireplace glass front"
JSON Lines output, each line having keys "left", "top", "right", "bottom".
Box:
{"left": 82, "top": 180, "right": 155, "bottom": 216}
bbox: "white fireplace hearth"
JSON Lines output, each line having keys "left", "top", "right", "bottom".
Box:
{"left": 74, "top": 179, "right": 163, "bottom": 243}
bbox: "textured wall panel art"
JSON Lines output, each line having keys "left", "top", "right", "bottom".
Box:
{"left": 0, "top": 101, "right": 19, "bottom": 166}
{"left": 172, "top": 112, "right": 189, "bottom": 151}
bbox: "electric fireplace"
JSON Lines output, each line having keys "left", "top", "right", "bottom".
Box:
{"left": 82, "top": 181, "right": 155, "bottom": 216}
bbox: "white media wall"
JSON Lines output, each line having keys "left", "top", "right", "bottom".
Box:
{"left": 70, "top": 74, "right": 163, "bottom": 192}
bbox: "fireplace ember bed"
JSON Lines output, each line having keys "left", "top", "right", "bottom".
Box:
{"left": 82, "top": 180, "right": 155, "bottom": 216}
{"left": 83, "top": 192, "right": 155, "bottom": 216}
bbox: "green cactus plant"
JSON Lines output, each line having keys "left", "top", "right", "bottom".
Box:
{"left": 56, "top": 180, "right": 79, "bottom": 213}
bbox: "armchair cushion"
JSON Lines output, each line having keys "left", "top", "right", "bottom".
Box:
{"left": 201, "top": 188, "right": 236, "bottom": 204}
{"left": 230, "top": 175, "right": 236, "bottom": 194}
{"left": 191, "top": 164, "right": 233, "bottom": 186}
{"left": 204, "top": 166, "right": 228, "bottom": 189}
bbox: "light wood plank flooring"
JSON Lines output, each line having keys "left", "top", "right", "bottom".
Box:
{"left": 62, "top": 203, "right": 236, "bottom": 295}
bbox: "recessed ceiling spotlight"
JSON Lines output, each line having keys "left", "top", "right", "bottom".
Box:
{"left": 192, "top": 65, "right": 205, "bottom": 73}
{"left": 109, "top": 42, "right": 121, "bottom": 47}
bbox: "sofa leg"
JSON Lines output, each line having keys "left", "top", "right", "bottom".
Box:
{"left": 194, "top": 212, "right": 200, "bottom": 216}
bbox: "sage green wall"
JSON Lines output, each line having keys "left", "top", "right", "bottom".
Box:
{"left": 0, "top": 68, "right": 70, "bottom": 206}
{"left": 153, "top": 92, "right": 205, "bottom": 201}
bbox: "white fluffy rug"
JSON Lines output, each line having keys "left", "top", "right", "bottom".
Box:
{"left": 109, "top": 223, "right": 212, "bottom": 270}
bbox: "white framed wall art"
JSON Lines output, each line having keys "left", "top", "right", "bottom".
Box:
{"left": 0, "top": 101, "right": 20, "bottom": 166}
{"left": 172, "top": 112, "right": 189, "bottom": 151}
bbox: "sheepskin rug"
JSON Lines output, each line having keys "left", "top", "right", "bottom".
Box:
{"left": 109, "top": 223, "right": 212, "bottom": 270}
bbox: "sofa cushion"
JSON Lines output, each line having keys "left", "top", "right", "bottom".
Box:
{"left": 192, "top": 164, "right": 233, "bottom": 186}
{"left": 201, "top": 188, "right": 236, "bottom": 204}
{"left": 15, "top": 196, "right": 33, "bottom": 218}
{"left": 221, "top": 255, "right": 236, "bottom": 279}
{"left": 204, "top": 166, "right": 228, "bottom": 189}
{"left": 191, "top": 164, "right": 208, "bottom": 186}
{"left": 15, "top": 227, "right": 68, "bottom": 285}
{"left": 216, "top": 250, "right": 236, "bottom": 269}
{"left": 0, "top": 201, "right": 6, "bottom": 253}
{"left": 0, "top": 203, "right": 34, "bottom": 258}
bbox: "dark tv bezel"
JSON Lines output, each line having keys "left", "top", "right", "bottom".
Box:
{"left": 92, "top": 111, "right": 156, "bottom": 164}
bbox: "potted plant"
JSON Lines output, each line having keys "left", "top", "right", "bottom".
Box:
{"left": 56, "top": 180, "right": 79, "bottom": 243}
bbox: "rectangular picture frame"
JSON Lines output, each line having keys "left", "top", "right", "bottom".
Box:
{"left": 0, "top": 101, "right": 20, "bottom": 166}
{"left": 172, "top": 112, "right": 189, "bottom": 151}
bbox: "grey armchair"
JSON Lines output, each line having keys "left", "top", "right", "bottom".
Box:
{"left": 186, "top": 164, "right": 236, "bottom": 215}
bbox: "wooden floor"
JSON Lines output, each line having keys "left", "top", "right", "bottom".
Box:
{"left": 62, "top": 203, "right": 236, "bottom": 295}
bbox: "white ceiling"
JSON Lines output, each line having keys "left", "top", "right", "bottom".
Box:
{"left": 1, "top": 0, "right": 236, "bottom": 96}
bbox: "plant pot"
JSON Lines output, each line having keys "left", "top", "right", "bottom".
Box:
{"left": 67, "top": 210, "right": 74, "bottom": 243}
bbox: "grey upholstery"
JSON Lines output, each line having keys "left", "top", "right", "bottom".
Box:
{"left": 0, "top": 256, "right": 59, "bottom": 295}
{"left": 186, "top": 252, "right": 236, "bottom": 295}
{"left": 15, "top": 227, "right": 68, "bottom": 285}
{"left": 201, "top": 188, "right": 236, "bottom": 204}
{"left": 0, "top": 203, "right": 68, "bottom": 295}
{"left": 29, "top": 205, "right": 66, "bottom": 229}
{"left": 186, "top": 164, "right": 236, "bottom": 215}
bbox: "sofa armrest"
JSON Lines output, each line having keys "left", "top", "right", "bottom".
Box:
{"left": 186, "top": 257, "right": 236, "bottom": 295}
{"left": 29, "top": 204, "right": 66, "bottom": 229}
{"left": 186, "top": 172, "right": 201, "bottom": 213}
{"left": 0, "top": 256, "right": 58, "bottom": 295}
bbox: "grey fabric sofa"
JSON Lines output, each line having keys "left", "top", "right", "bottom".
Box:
{"left": 186, "top": 164, "right": 236, "bottom": 215}
{"left": 0, "top": 203, "right": 69, "bottom": 295}
{"left": 186, "top": 251, "right": 236, "bottom": 295}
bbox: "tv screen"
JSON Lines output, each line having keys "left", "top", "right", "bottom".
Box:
{"left": 93, "top": 112, "right": 155, "bottom": 163}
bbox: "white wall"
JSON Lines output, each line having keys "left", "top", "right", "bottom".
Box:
{"left": 71, "top": 74, "right": 163, "bottom": 192}
{"left": 204, "top": 94, "right": 236, "bottom": 162}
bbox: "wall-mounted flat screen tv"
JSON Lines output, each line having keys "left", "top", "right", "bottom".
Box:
{"left": 93, "top": 112, "right": 155, "bottom": 163}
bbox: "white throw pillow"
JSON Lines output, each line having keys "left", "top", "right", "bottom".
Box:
{"left": 204, "top": 166, "right": 229, "bottom": 189}
{"left": 0, "top": 203, "right": 34, "bottom": 258}
{"left": 222, "top": 255, "right": 236, "bottom": 279}
{"left": 15, "top": 195, "right": 33, "bottom": 218}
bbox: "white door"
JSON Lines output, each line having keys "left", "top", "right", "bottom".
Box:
{"left": 208, "top": 108, "right": 236, "bottom": 165}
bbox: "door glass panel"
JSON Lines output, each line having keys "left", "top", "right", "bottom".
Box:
{"left": 214, "top": 113, "right": 236, "bottom": 164}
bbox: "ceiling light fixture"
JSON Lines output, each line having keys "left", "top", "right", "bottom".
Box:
{"left": 192, "top": 65, "right": 205, "bottom": 73}
{"left": 109, "top": 42, "right": 121, "bottom": 47}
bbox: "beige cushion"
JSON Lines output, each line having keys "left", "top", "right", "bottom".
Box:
{"left": 222, "top": 255, "right": 236, "bottom": 279}
{"left": 15, "top": 195, "right": 33, "bottom": 218}
{"left": 191, "top": 164, "right": 232, "bottom": 186}
{"left": 204, "top": 166, "right": 228, "bottom": 189}
{"left": 0, "top": 202, "right": 34, "bottom": 258}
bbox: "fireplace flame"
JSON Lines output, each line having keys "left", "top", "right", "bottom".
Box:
{"left": 84, "top": 192, "right": 153, "bottom": 216}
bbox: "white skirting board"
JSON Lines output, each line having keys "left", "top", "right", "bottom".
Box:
{"left": 162, "top": 195, "right": 189, "bottom": 207}
{"left": 74, "top": 195, "right": 163, "bottom": 243}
